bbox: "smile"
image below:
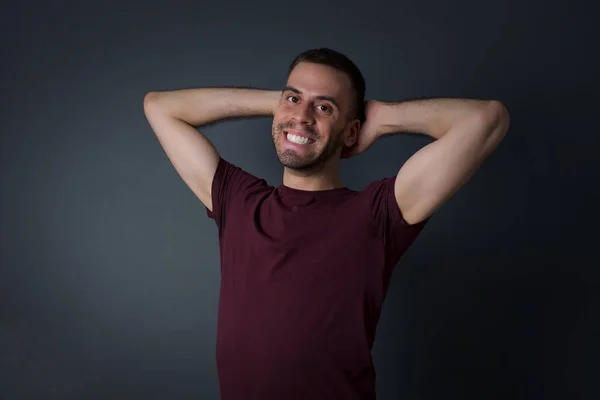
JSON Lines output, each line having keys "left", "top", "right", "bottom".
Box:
{"left": 285, "top": 131, "right": 315, "bottom": 145}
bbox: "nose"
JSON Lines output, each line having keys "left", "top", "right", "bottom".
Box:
{"left": 292, "top": 102, "right": 315, "bottom": 126}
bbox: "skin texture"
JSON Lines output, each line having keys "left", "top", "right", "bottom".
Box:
{"left": 271, "top": 62, "right": 510, "bottom": 225}
{"left": 271, "top": 62, "right": 361, "bottom": 191}
{"left": 144, "top": 60, "right": 509, "bottom": 225}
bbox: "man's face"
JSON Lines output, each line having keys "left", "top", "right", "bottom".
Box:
{"left": 272, "top": 62, "right": 357, "bottom": 171}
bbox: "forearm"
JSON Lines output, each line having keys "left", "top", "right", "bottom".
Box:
{"left": 374, "top": 98, "right": 499, "bottom": 140}
{"left": 144, "top": 87, "right": 281, "bottom": 127}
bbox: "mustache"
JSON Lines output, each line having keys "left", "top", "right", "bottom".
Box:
{"left": 276, "top": 121, "right": 317, "bottom": 136}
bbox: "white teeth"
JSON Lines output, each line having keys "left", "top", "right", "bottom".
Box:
{"left": 287, "top": 133, "right": 310, "bottom": 145}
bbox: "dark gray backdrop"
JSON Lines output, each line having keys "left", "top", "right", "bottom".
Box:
{"left": 2, "top": 0, "right": 597, "bottom": 399}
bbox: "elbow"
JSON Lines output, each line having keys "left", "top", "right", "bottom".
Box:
{"left": 484, "top": 100, "right": 510, "bottom": 140}
{"left": 490, "top": 99, "right": 510, "bottom": 120}
{"left": 143, "top": 91, "right": 160, "bottom": 113}
{"left": 144, "top": 91, "right": 172, "bottom": 120}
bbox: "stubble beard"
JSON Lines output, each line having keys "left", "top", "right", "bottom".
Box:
{"left": 272, "top": 122, "right": 343, "bottom": 172}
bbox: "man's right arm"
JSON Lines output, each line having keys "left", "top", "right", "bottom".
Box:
{"left": 143, "top": 88, "right": 281, "bottom": 211}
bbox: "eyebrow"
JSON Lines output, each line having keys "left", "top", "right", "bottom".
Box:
{"left": 284, "top": 86, "right": 340, "bottom": 110}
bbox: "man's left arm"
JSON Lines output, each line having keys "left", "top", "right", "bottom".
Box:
{"left": 365, "top": 98, "right": 510, "bottom": 225}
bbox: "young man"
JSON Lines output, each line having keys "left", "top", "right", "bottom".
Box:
{"left": 143, "top": 48, "right": 510, "bottom": 399}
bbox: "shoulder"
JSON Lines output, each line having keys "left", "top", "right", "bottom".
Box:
{"left": 213, "top": 157, "right": 271, "bottom": 193}
{"left": 359, "top": 176, "right": 429, "bottom": 229}
{"left": 207, "top": 157, "right": 273, "bottom": 222}
{"left": 359, "top": 176, "right": 396, "bottom": 209}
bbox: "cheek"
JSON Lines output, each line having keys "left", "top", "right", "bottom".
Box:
{"left": 272, "top": 118, "right": 282, "bottom": 132}
{"left": 273, "top": 114, "right": 288, "bottom": 129}
{"left": 317, "top": 122, "right": 336, "bottom": 137}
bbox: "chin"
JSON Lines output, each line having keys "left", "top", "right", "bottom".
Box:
{"left": 277, "top": 152, "right": 317, "bottom": 170}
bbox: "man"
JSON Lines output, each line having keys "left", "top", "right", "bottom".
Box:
{"left": 143, "top": 48, "right": 510, "bottom": 399}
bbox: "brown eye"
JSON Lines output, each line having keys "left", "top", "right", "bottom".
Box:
{"left": 287, "top": 96, "right": 299, "bottom": 103}
{"left": 317, "top": 105, "right": 330, "bottom": 112}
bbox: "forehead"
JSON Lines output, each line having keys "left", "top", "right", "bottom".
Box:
{"left": 286, "top": 62, "right": 353, "bottom": 105}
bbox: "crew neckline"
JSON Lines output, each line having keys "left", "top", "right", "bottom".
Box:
{"left": 277, "top": 183, "right": 351, "bottom": 199}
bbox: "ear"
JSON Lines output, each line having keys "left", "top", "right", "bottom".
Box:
{"left": 343, "top": 119, "right": 361, "bottom": 147}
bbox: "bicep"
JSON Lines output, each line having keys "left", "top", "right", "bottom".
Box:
{"left": 394, "top": 111, "right": 507, "bottom": 224}
{"left": 144, "top": 95, "right": 220, "bottom": 212}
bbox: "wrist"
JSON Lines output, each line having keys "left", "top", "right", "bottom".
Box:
{"left": 373, "top": 100, "right": 436, "bottom": 137}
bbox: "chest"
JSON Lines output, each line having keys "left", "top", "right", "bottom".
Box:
{"left": 220, "top": 197, "right": 386, "bottom": 300}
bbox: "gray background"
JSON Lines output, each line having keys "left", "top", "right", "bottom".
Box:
{"left": 2, "top": 0, "right": 598, "bottom": 399}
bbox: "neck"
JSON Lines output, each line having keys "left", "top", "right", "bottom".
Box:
{"left": 282, "top": 161, "right": 343, "bottom": 191}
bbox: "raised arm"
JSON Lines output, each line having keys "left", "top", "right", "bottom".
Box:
{"left": 143, "top": 88, "right": 281, "bottom": 211}
{"left": 347, "top": 98, "right": 510, "bottom": 225}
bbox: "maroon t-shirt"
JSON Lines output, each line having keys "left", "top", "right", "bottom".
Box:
{"left": 206, "top": 157, "right": 428, "bottom": 399}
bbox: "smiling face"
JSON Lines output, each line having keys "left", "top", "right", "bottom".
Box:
{"left": 272, "top": 62, "right": 360, "bottom": 172}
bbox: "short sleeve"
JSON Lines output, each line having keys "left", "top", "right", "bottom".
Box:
{"left": 364, "top": 176, "right": 429, "bottom": 267}
{"left": 206, "top": 157, "right": 268, "bottom": 234}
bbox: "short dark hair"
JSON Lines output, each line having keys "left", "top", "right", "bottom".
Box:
{"left": 287, "top": 48, "right": 366, "bottom": 125}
